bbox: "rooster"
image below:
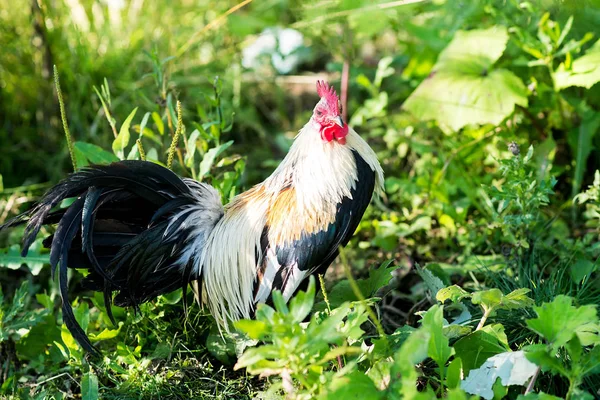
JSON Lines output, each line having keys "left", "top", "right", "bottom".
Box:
{"left": 1, "top": 81, "right": 384, "bottom": 355}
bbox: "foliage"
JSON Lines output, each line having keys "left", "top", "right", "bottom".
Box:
{"left": 1, "top": 0, "right": 600, "bottom": 399}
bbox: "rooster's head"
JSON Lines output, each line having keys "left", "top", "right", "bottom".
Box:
{"left": 313, "top": 80, "right": 348, "bottom": 145}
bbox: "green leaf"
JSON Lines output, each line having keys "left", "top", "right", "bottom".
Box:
{"left": 555, "top": 40, "right": 600, "bottom": 90}
{"left": 198, "top": 140, "right": 234, "bottom": 180}
{"left": 88, "top": 323, "right": 122, "bottom": 341}
{"left": 390, "top": 328, "right": 431, "bottom": 398}
{"left": 471, "top": 289, "right": 503, "bottom": 313}
{"left": 327, "top": 261, "right": 397, "bottom": 307}
{"left": 568, "top": 108, "right": 600, "bottom": 197}
{"left": 360, "top": 260, "right": 396, "bottom": 296}
{"left": 502, "top": 288, "right": 536, "bottom": 309}
{"left": 471, "top": 288, "right": 533, "bottom": 316}
{"left": 81, "top": 370, "right": 99, "bottom": 400}
{"left": 404, "top": 26, "right": 528, "bottom": 131}
{"left": 443, "top": 324, "right": 472, "bottom": 339}
{"left": 524, "top": 344, "right": 569, "bottom": 377}
{"left": 324, "top": 371, "right": 384, "bottom": 400}
{"left": 112, "top": 107, "right": 138, "bottom": 159}
{"left": 481, "top": 324, "right": 510, "bottom": 349}
{"left": 271, "top": 290, "right": 288, "bottom": 315}
{"left": 526, "top": 295, "right": 598, "bottom": 349}
{"left": 454, "top": 330, "right": 507, "bottom": 374}
{"left": 152, "top": 111, "right": 164, "bottom": 135}
{"left": 74, "top": 142, "right": 119, "bottom": 165}
{"left": 517, "top": 393, "right": 564, "bottom": 400}
{"left": 581, "top": 345, "right": 600, "bottom": 377}
{"left": 184, "top": 129, "right": 201, "bottom": 168}
{"left": 206, "top": 325, "right": 236, "bottom": 364}
{"left": 416, "top": 264, "right": 445, "bottom": 298}
{"left": 570, "top": 259, "right": 597, "bottom": 284}
{"left": 447, "top": 388, "right": 478, "bottom": 400}
{"left": 437, "top": 285, "right": 470, "bottom": 304}
{"left": 422, "top": 305, "right": 454, "bottom": 369}
{"left": 289, "top": 275, "right": 315, "bottom": 323}
{"left": 0, "top": 244, "right": 49, "bottom": 276}
{"left": 446, "top": 357, "right": 462, "bottom": 389}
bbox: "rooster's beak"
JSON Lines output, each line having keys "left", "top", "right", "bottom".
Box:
{"left": 333, "top": 115, "right": 344, "bottom": 128}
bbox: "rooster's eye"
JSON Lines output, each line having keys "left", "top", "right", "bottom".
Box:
{"left": 315, "top": 110, "right": 323, "bottom": 117}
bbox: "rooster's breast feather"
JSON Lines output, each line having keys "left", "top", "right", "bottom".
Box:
{"left": 254, "top": 150, "right": 376, "bottom": 303}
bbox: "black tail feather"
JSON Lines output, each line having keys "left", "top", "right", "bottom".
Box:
{"left": 0, "top": 160, "right": 224, "bottom": 354}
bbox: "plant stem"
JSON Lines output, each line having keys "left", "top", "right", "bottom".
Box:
{"left": 524, "top": 366, "right": 540, "bottom": 394}
{"left": 53, "top": 65, "right": 77, "bottom": 171}
{"left": 476, "top": 307, "right": 492, "bottom": 331}
{"left": 338, "top": 247, "right": 389, "bottom": 347}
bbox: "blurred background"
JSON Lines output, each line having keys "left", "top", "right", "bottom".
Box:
{"left": 1, "top": 0, "right": 600, "bottom": 398}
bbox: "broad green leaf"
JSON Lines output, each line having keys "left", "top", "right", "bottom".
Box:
{"left": 454, "top": 330, "right": 507, "bottom": 374}
{"left": 360, "top": 260, "right": 396, "bottom": 296}
{"left": 446, "top": 357, "right": 463, "bottom": 389}
{"left": 372, "top": 325, "right": 415, "bottom": 359}
{"left": 416, "top": 264, "right": 445, "bottom": 298}
{"left": 471, "top": 288, "right": 533, "bottom": 315}
{"left": 461, "top": 351, "right": 537, "bottom": 400}
{"left": 444, "top": 325, "right": 472, "bottom": 340}
{"left": 404, "top": 26, "right": 528, "bottom": 131}
{"left": 390, "top": 328, "right": 431, "bottom": 398}
{"left": 73, "top": 145, "right": 89, "bottom": 168}
{"left": 437, "top": 285, "right": 470, "bottom": 304}
{"left": 289, "top": 276, "right": 316, "bottom": 323}
{"left": 471, "top": 289, "right": 503, "bottom": 313}
{"left": 206, "top": 325, "right": 236, "bottom": 364}
{"left": 570, "top": 259, "right": 597, "bottom": 284}
{"left": 234, "top": 319, "right": 268, "bottom": 340}
{"left": 324, "top": 371, "right": 384, "bottom": 400}
{"left": 74, "top": 301, "right": 90, "bottom": 333}
{"left": 0, "top": 244, "right": 48, "bottom": 276}
{"left": 447, "top": 388, "right": 478, "bottom": 400}
{"left": 422, "top": 305, "right": 454, "bottom": 368}
{"left": 481, "top": 324, "right": 510, "bottom": 349}
{"left": 81, "top": 370, "right": 99, "bottom": 400}
{"left": 271, "top": 290, "right": 288, "bottom": 315}
{"left": 576, "top": 322, "right": 600, "bottom": 346}
{"left": 568, "top": 109, "right": 600, "bottom": 197}
{"left": 184, "top": 129, "right": 201, "bottom": 168}
{"left": 327, "top": 261, "right": 397, "bottom": 307}
{"left": 502, "top": 288, "right": 535, "bottom": 310}
{"left": 524, "top": 344, "right": 569, "bottom": 377}
{"left": 152, "top": 111, "right": 164, "bottom": 135}
{"left": 14, "top": 312, "right": 62, "bottom": 361}
{"left": 581, "top": 345, "right": 600, "bottom": 377}
{"left": 526, "top": 295, "right": 598, "bottom": 349}
{"left": 517, "top": 392, "right": 563, "bottom": 400}
{"left": 74, "top": 142, "right": 119, "bottom": 165}
{"left": 112, "top": 107, "right": 138, "bottom": 159}
{"left": 198, "top": 140, "right": 234, "bottom": 180}
{"left": 234, "top": 344, "right": 282, "bottom": 372}
{"left": 88, "top": 323, "right": 122, "bottom": 341}
{"left": 555, "top": 40, "right": 600, "bottom": 90}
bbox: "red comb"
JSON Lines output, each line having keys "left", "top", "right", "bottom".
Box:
{"left": 316, "top": 80, "right": 340, "bottom": 114}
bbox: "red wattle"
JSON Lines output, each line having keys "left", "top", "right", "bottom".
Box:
{"left": 321, "top": 125, "right": 335, "bottom": 142}
{"left": 321, "top": 124, "right": 348, "bottom": 144}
